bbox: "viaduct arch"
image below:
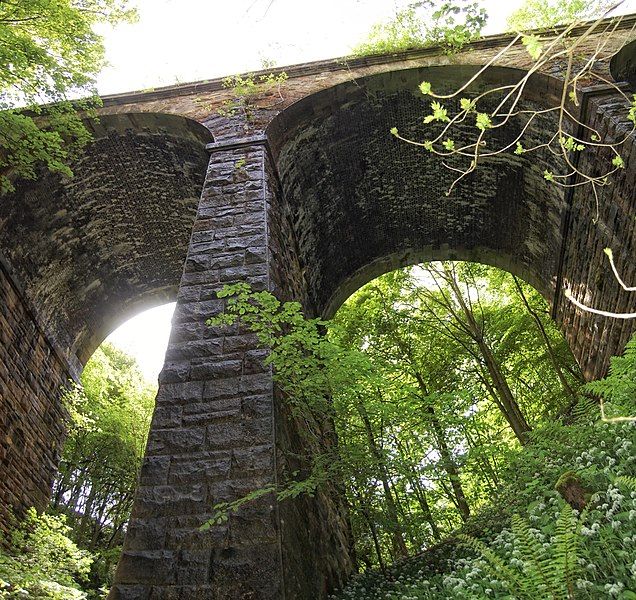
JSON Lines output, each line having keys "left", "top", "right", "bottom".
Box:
{"left": 1, "top": 21, "right": 635, "bottom": 600}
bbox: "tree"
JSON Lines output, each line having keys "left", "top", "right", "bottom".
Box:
{"left": 51, "top": 343, "right": 154, "bottom": 592}
{"left": 207, "top": 263, "right": 584, "bottom": 568}
{"left": 0, "top": 0, "right": 136, "bottom": 194}
{"left": 0, "top": 508, "right": 92, "bottom": 599}
{"left": 352, "top": 0, "right": 487, "bottom": 56}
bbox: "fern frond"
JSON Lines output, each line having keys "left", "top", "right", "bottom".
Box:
{"left": 511, "top": 514, "right": 563, "bottom": 599}
{"left": 551, "top": 503, "right": 582, "bottom": 599}
{"left": 458, "top": 533, "right": 533, "bottom": 599}
{"left": 569, "top": 396, "right": 599, "bottom": 423}
{"left": 616, "top": 475, "right": 636, "bottom": 491}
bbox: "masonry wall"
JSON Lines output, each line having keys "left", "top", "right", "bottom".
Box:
{"left": 265, "top": 144, "right": 356, "bottom": 596}
{"left": 111, "top": 140, "right": 354, "bottom": 599}
{"left": 0, "top": 258, "right": 72, "bottom": 533}
{"left": 557, "top": 91, "right": 636, "bottom": 380}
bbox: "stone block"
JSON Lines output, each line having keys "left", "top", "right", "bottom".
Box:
{"left": 134, "top": 485, "right": 207, "bottom": 519}
{"left": 139, "top": 456, "right": 171, "bottom": 486}
{"left": 146, "top": 427, "right": 206, "bottom": 455}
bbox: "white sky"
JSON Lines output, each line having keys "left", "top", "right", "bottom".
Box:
{"left": 95, "top": 0, "right": 526, "bottom": 96}
{"left": 106, "top": 302, "right": 176, "bottom": 382}
{"left": 99, "top": 0, "right": 634, "bottom": 382}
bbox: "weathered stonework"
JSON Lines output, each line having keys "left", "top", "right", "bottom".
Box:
{"left": 0, "top": 258, "right": 71, "bottom": 533}
{"left": 2, "top": 20, "right": 636, "bottom": 599}
{"left": 0, "top": 112, "right": 212, "bottom": 538}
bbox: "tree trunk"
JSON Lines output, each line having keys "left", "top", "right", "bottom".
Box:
{"left": 356, "top": 401, "right": 410, "bottom": 558}
{"left": 398, "top": 438, "right": 442, "bottom": 541}
{"left": 512, "top": 276, "right": 580, "bottom": 403}
{"left": 444, "top": 267, "right": 532, "bottom": 444}
{"left": 413, "top": 372, "right": 471, "bottom": 521}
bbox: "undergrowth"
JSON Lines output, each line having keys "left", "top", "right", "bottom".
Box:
{"left": 333, "top": 418, "right": 636, "bottom": 599}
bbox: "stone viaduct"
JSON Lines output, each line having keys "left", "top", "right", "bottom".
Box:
{"left": 1, "top": 18, "right": 636, "bottom": 599}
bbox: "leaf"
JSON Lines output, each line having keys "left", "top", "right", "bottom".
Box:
{"left": 560, "top": 136, "right": 585, "bottom": 152}
{"left": 612, "top": 155, "right": 625, "bottom": 168}
{"left": 629, "top": 94, "right": 636, "bottom": 124}
{"left": 475, "top": 112, "right": 492, "bottom": 131}
{"left": 442, "top": 138, "right": 455, "bottom": 151}
{"left": 419, "top": 81, "right": 432, "bottom": 95}
{"left": 544, "top": 170, "right": 554, "bottom": 182}
{"left": 460, "top": 97, "right": 474, "bottom": 112}
{"left": 522, "top": 35, "right": 543, "bottom": 60}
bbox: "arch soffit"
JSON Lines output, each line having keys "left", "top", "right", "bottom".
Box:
{"left": 0, "top": 111, "right": 213, "bottom": 369}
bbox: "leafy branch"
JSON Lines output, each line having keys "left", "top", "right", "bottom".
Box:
{"left": 391, "top": 5, "right": 636, "bottom": 210}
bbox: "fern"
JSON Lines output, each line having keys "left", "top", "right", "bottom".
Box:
{"left": 585, "top": 332, "right": 636, "bottom": 416}
{"left": 616, "top": 475, "right": 636, "bottom": 491}
{"left": 550, "top": 503, "right": 582, "bottom": 599}
{"left": 461, "top": 505, "right": 585, "bottom": 600}
{"left": 511, "top": 514, "right": 562, "bottom": 598}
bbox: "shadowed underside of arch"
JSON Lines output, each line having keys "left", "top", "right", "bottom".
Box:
{"left": 0, "top": 112, "right": 213, "bottom": 369}
{"left": 267, "top": 66, "right": 567, "bottom": 318}
{"left": 0, "top": 111, "right": 211, "bottom": 536}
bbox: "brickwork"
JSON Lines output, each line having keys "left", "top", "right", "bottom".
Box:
{"left": 0, "top": 113, "right": 211, "bottom": 542}
{"left": 0, "top": 112, "right": 211, "bottom": 365}
{"left": 267, "top": 66, "right": 567, "bottom": 318}
{"left": 0, "top": 258, "right": 72, "bottom": 533}
{"left": 557, "top": 91, "right": 636, "bottom": 380}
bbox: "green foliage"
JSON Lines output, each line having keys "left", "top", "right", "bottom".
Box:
{"left": 207, "top": 264, "right": 586, "bottom": 566}
{"left": 560, "top": 136, "right": 585, "bottom": 152}
{"left": 217, "top": 71, "right": 288, "bottom": 119}
{"left": 461, "top": 504, "right": 583, "bottom": 599}
{"left": 0, "top": 509, "right": 92, "bottom": 599}
{"left": 522, "top": 33, "right": 543, "bottom": 59}
{"left": 210, "top": 264, "right": 636, "bottom": 597}
{"left": 334, "top": 418, "right": 636, "bottom": 599}
{"left": 423, "top": 101, "right": 450, "bottom": 124}
{"left": 352, "top": 1, "right": 487, "bottom": 56}
{"left": 507, "top": 0, "right": 615, "bottom": 30}
{"left": 202, "top": 283, "right": 371, "bottom": 528}
{"left": 0, "top": 0, "right": 136, "bottom": 194}
{"left": 51, "top": 343, "right": 155, "bottom": 594}
{"left": 584, "top": 332, "right": 636, "bottom": 418}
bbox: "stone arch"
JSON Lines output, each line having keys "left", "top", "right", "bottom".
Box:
{"left": 103, "top": 61, "right": 635, "bottom": 599}
{"left": 0, "top": 111, "right": 212, "bottom": 531}
{"left": 267, "top": 66, "right": 566, "bottom": 310}
{"left": 0, "top": 111, "right": 213, "bottom": 371}
{"left": 265, "top": 64, "right": 635, "bottom": 378}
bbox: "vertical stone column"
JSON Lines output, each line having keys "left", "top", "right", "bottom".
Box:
{"left": 111, "top": 138, "right": 283, "bottom": 599}
{"left": 111, "top": 135, "right": 354, "bottom": 599}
